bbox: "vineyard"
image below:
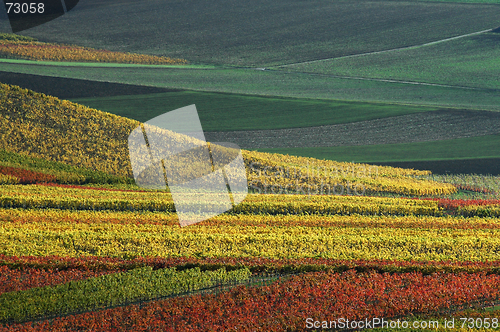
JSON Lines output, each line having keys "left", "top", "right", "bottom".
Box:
{"left": 0, "top": 34, "right": 187, "bottom": 65}
{"left": 1, "top": 83, "right": 500, "bottom": 331}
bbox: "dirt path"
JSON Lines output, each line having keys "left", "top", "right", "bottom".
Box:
{"left": 204, "top": 110, "right": 500, "bottom": 149}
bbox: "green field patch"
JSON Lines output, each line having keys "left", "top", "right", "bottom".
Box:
{"left": 280, "top": 33, "right": 500, "bottom": 90}
{"left": 257, "top": 134, "right": 500, "bottom": 163}
{"left": 72, "top": 91, "right": 438, "bottom": 132}
{"left": 17, "top": 0, "right": 500, "bottom": 66}
{"left": 2, "top": 63, "right": 500, "bottom": 112}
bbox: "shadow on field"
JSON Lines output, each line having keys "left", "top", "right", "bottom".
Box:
{"left": 0, "top": 71, "right": 177, "bottom": 99}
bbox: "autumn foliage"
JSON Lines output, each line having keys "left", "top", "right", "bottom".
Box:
{"left": 0, "top": 38, "right": 187, "bottom": 65}
{"left": 3, "top": 271, "right": 500, "bottom": 331}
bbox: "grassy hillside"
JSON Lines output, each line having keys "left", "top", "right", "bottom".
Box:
{"left": 279, "top": 32, "right": 500, "bottom": 90}
{"left": 10, "top": 0, "right": 500, "bottom": 66}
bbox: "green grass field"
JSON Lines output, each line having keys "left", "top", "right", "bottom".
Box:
{"left": 2, "top": 60, "right": 500, "bottom": 112}
{"left": 257, "top": 134, "right": 500, "bottom": 163}
{"left": 9, "top": 0, "right": 500, "bottom": 67}
{"left": 279, "top": 32, "right": 500, "bottom": 89}
{"left": 71, "top": 91, "right": 440, "bottom": 132}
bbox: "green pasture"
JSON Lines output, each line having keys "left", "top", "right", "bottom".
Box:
{"left": 1, "top": 61, "right": 500, "bottom": 112}
{"left": 279, "top": 32, "right": 500, "bottom": 89}
{"left": 72, "top": 91, "right": 439, "bottom": 132}
{"left": 257, "top": 134, "right": 500, "bottom": 163}
{"left": 10, "top": 0, "right": 500, "bottom": 67}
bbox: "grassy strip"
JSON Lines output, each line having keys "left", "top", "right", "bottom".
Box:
{"left": 2, "top": 63, "right": 500, "bottom": 112}
{"left": 257, "top": 134, "right": 500, "bottom": 163}
{"left": 0, "top": 266, "right": 251, "bottom": 324}
{"left": 0, "top": 34, "right": 188, "bottom": 65}
{"left": 71, "top": 91, "right": 438, "bottom": 131}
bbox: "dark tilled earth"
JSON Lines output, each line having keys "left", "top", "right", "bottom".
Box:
{"left": 204, "top": 109, "right": 500, "bottom": 149}
{"left": 0, "top": 71, "right": 176, "bottom": 99}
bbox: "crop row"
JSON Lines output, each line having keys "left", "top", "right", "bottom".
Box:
{"left": 0, "top": 193, "right": 175, "bottom": 212}
{"left": 0, "top": 39, "right": 187, "bottom": 65}
{"left": 3, "top": 208, "right": 500, "bottom": 230}
{"left": 3, "top": 271, "right": 500, "bottom": 331}
{"left": 0, "top": 266, "right": 251, "bottom": 324}
{"left": 4, "top": 254, "right": 500, "bottom": 276}
{"left": 0, "top": 185, "right": 444, "bottom": 216}
{"left": 0, "top": 174, "right": 17, "bottom": 185}
{"left": 3, "top": 220, "right": 500, "bottom": 261}
{"left": 5, "top": 185, "right": 499, "bottom": 217}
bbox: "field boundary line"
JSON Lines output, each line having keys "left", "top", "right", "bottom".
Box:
{"left": 278, "top": 28, "right": 494, "bottom": 68}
